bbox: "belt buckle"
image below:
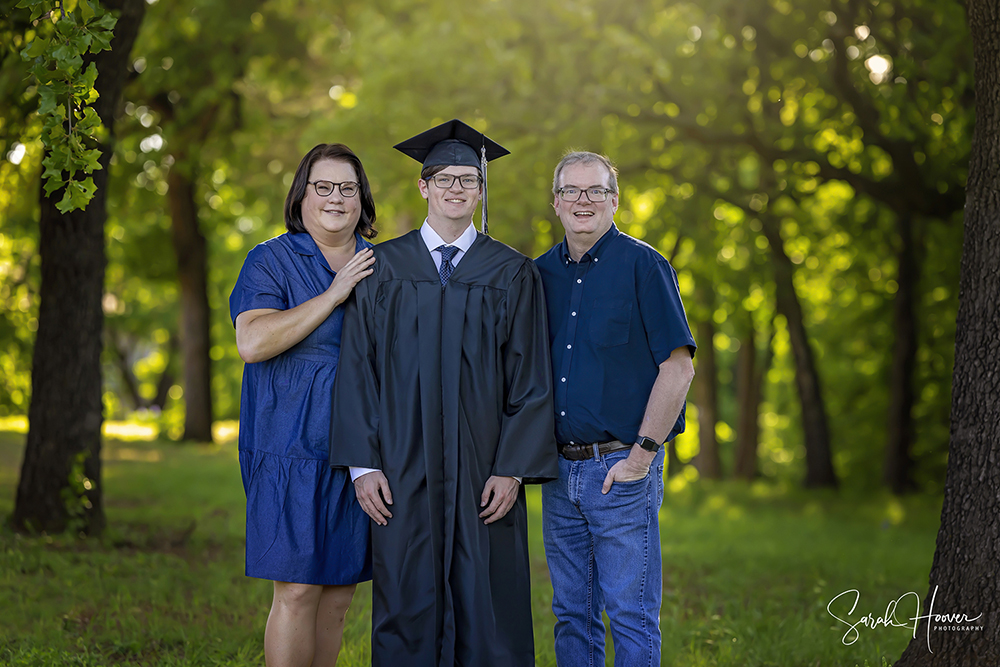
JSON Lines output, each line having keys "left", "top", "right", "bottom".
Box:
{"left": 592, "top": 443, "right": 600, "bottom": 459}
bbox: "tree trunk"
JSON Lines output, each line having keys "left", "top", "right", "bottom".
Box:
{"left": 895, "top": 2, "right": 1000, "bottom": 662}
{"left": 167, "top": 167, "right": 213, "bottom": 442}
{"left": 733, "top": 316, "right": 760, "bottom": 480}
{"left": 151, "top": 333, "right": 177, "bottom": 410}
{"left": 693, "top": 289, "right": 722, "bottom": 479}
{"left": 759, "top": 215, "right": 838, "bottom": 487}
{"left": 884, "top": 212, "right": 919, "bottom": 493}
{"left": 108, "top": 330, "right": 144, "bottom": 411}
{"left": 12, "top": 0, "right": 146, "bottom": 535}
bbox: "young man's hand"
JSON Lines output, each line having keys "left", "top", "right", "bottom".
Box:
{"left": 354, "top": 471, "right": 393, "bottom": 526}
{"left": 479, "top": 476, "right": 520, "bottom": 524}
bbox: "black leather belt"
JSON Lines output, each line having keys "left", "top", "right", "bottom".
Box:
{"left": 559, "top": 440, "right": 632, "bottom": 461}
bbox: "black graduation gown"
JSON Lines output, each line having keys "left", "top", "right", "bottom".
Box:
{"left": 329, "top": 230, "right": 558, "bottom": 667}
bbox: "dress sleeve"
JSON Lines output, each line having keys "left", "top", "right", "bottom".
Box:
{"left": 329, "top": 272, "right": 382, "bottom": 469}
{"left": 492, "top": 261, "right": 559, "bottom": 483}
{"left": 229, "top": 245, "right": 288, "bottom": 326}
{"left": 637, "top": 259, "right": 697, "bottom": 365}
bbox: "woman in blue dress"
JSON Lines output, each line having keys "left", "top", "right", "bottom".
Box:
{"left": 230, "top": 143, "right": 376, "bottom": 667}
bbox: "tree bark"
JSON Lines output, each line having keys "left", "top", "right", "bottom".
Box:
{"left": 895, "top": 1, "right": 1000, "bottom": 662}
{"left": 884, "top": 212, "right": 920, "bottom": 494}
{"left": 759, "top": 215, "right": 838, "bottom": 487}
{"left": 693, "top": 286, "right": 722, "bottom": 479}
{"left": 734, "top": 315, "right": 764, "bottom": 480}
{"left": 167, "top": 167, "right": 213, "bottom": 442}
{"left": 12, "top": 0, "right": 146, "bottom": 535}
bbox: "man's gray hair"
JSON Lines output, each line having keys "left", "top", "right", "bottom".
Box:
{"left": 552, "top": 151, "right": 619, "bottom": 195}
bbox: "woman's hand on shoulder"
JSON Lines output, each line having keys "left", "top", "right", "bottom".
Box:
{"left": 327, "top": 248, "right": 375, "bottom": 307}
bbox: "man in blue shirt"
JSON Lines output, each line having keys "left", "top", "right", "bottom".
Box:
{"left": 535, "top": 151, "right": 697, "bottom": 666}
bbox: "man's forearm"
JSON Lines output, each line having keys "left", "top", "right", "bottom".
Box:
{"left": 638, "top": 347, "right": 696, "bottom": 445}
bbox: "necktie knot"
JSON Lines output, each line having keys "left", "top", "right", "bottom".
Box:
{"left": 437, "top": 245, "right": 459, "bottom": 263}
{"left": 435, "top": 245, "right": 459, "bottom": 284}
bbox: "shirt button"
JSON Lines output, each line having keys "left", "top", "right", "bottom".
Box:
{"left": 571, "top": 311, "right": 577, "bottom": 316}
{"left": 560, "top": 411, "right": 566, "bottom": 416}
{"left": 576, "top": 279, "right": 582, "bottom": 284}
{"left": 567, "top": 344, "right": 572, "bottom": 349}
{"left": 561, "top": 377, "right": 566, "bottom": 382}
{"left": 570, "top": 441, "right": 575, "bottom": 445}
{"left": 594, "top": 257, "right": 599, "bottom": 262}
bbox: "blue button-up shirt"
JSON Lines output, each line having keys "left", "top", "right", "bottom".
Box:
{"left": 535, "top": 224, "right": 696, "bottom": 447}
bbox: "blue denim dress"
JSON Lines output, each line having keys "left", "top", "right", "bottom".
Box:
{"left": 230, "top": 231, "right": 372, "bottom": 585}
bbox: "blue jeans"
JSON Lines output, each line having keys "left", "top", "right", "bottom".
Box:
{"left": 542, "top": 448, "right": 665, "bottom": 667}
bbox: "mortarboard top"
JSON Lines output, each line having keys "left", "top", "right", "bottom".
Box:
{"left": 393, "top": 118, "right": 509, "bottom": 169}
{"left": 393, "top": 119, "right": 509, "bottom": 235}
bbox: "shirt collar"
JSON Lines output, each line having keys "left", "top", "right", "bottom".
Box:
{"left": 560, "top": 223, "right": 619, "bottom": 264}
{"left": 288, "top": 230, "right": 318, "bottom": 256}
{"left": 289, "top": 230, "right": 369, "bottom": 256}
{"left": 420, "top": 219, "right": 477, "bottom": 255}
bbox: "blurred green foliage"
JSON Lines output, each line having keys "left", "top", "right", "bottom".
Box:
{"left": 0, "top": 0, "right": 970, "bottom": 489}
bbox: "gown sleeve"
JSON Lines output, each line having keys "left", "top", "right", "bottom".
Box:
{"left": 329, "top": 273, "right": 383, "bottom": 470}
{"left": 492, "top": 260, "right": 559, "bottom": 483}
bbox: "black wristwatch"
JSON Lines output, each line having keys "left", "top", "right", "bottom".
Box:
{"left": 636, "top": 436, "right": 661, "bottom": 453}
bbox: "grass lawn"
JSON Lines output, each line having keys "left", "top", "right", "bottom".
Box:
{"left": 0, "top": 427, "right": 941, "bottom": 666}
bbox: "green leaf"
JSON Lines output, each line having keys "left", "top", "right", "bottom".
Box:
{"left": 76, "top": 106, "right": 102, "bottom": 132}
{"left": 80, "top": 0, "right": 95, "bottom": 22}
{"left": 26, "top": 2, "right": 49, "bottom": 22}
{"left": 70, "top": 31, "right": 92, "bottom": 52}
{"left": 51, "top": 43, "right": 76, "bottom": 63}
{"left": 93, "top": 13, "right": 117, "bottom": 31}
{"left": 57, "top": 177, "right": 97, "bottom": 212}
{"left": 80, "top": 148, "right": 103, "bottom": 173}
{"left": 81, "top": 62, "right": 99, "bottom": 88}
{"left": 37, "top": 85, "right": 58, "bottom": 115}
{"left": 90, "top": 30, "right": 113, "bottom": 51}
{"left": 55, "top": 14, "right": 79, "bottom": 37}
{"left": 21, "top": 36, "right": 50, "bottom": 60}
{"left": 61, "top": 54, "right": 85, "bottom": 73}
{"left": 56, "top": 188, "right": 76, "bottom": 213}
{"left": 41, "top": 154, "right": 64, "bottom": 182}
{"left": 43, "top": 173, "right": 64, "bottom": 197}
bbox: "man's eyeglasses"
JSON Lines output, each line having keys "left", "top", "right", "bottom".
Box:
{"left": 308, "top": 180, "right": 360, "bottom": 197}
{"left": 427, "top": 174, "right": 482, "bottom": 190}
{"left": 557, "top": 187, "right": 614, "bottom": 202}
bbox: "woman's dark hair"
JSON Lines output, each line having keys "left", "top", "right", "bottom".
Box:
{"left": 284, "top": 143, "right": 378, "bottom": 239}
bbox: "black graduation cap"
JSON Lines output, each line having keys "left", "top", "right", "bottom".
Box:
{"left": 393, "top": 119, "right": 509, "bottom": 234}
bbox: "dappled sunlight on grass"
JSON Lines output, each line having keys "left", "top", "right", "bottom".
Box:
{"left": 103, "top": 421, "right": 158, "bottom": 441}
{"left": 884, "top": 496, "right": 907, "bottom": 526}
{"left": 213, "top": 420, "right": 239, "bottom": 444}
{"left": 0, "top": 416, "right": 27, "bottom": 433}
{"left": 0, "top": 417, "right": 240, "bottom": 445}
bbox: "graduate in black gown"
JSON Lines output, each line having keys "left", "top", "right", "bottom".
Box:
{"left": 329, "top": 119, "right": 558, "bottom": 666}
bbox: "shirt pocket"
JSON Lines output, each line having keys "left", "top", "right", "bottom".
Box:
{"left": 588, "top": 298, "right": 632, "bottom": 347}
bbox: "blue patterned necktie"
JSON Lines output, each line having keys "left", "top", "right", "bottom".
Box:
{"left": 436, "top": 245, "right": 459, "bottom": 285}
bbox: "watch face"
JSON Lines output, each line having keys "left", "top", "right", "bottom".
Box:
{"left": 638, "top": 436, "right": 660, "bottom": 452}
